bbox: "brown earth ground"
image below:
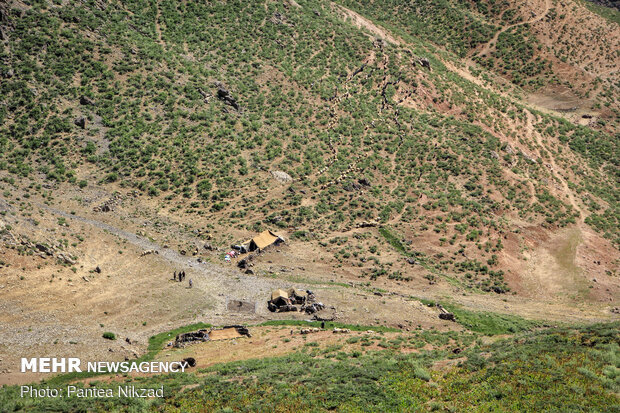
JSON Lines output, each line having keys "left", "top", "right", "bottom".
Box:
{"left": 1, "top": 182, "right": 618, "bottom": 385}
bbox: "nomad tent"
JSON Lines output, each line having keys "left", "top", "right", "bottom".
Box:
{"left": 270, "top": 289, "right": 291, "bottom": 307}
{"left": 247, "top": 230, "right": 284, "bottom": 252}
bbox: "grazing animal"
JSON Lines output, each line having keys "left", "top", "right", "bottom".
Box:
{"left": 189, "top": 279, "right": 193, "bottom": 288}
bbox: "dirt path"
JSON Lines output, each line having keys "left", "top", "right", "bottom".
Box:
{"left": 334, "top": 3, "right": 400, "bottom": 45}
{"left": 154, "top": 1, "right": 164, "bottom": 46}
{"left": 524, "top": 110, "right": 584, "bottom": 223}
{"left": 40, "top": 205, "right": 286, "bottom": 315}
{"left": 475, "top": 0, "right": 552, "bottom": 58}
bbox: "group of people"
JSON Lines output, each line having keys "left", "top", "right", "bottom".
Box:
{"left": 173, "top": 270, "right": 186, "bottom": 282}
{"left": 173, "top": 270, "right": 192, "bottom": 288}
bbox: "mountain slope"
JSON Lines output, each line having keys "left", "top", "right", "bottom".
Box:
{"left": 0, "top": 0, "right": 618, "bottom": 387}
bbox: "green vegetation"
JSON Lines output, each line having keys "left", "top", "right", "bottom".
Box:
{"left": 102, "top": 332, "right": 116, "bottom": 340}
{"left": 441, "top": 303, "right": 543, "bottom": 335}
{"left": 415, "top": 298, "right": 542, "bottom": 335}
{"left": 259, "top": 319, "right": 400, "bottom": 333}
{"left": 0, "top": 0, "right": 616, "bottom": 287}
{"left": 583, "top": 1, "right": 620, "bottom": 25}
{"left": 1, "top": 322, "right": 617, "bottom": 411}
{"left": 378, "top": 226, "right": 411, "bottom": 257}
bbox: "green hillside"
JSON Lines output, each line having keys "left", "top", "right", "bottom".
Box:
{"left": 1, "top": 1, "right": 617, "bottom": 291}
{"left": 1, "top": 322, "right": 618, "bottom": 412}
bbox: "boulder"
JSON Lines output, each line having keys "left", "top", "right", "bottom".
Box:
{"left": 74, "top": 117, "right": 86, "bottom": 129}
{"left": 182, "top": 357, "right": 197, "bottom": 368}
{"left": 271, "top": 170, "right": 293, "bottom": 183}
{"left": 57, "top": 253, "right": 76, "bottom": 265}
{"left": 35, "top": 243, "right": 53, "bottom": 256}
{"left": 418, "top": 58, "right": 431, "bottom": 69}
{"left": 439, "top": 313, "right": 455, "bottom": 322}
{"left": 503, "top": 144, "right": 514, "bottom": 154}
{"left": 215, "top": 84, "right": 240, "bottom": 110}
{"left": 80, "top": 95, "right": 95, "bottom": 106}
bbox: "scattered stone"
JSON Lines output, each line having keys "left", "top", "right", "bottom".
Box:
{"left": 358, "top": 178, "right": 371, "bottom": 186}
{"left": 332, "top": 328, "right": 350, "bottom": 334}
{"left": 521, "top": 151, "right": 538, "bottom": 164}
{"left": 300, "top": 328, "right": 320, "bottom": 334}
{"left": 356, "top": 221, "right": 378, "bottom": 228}
{"left": 35, "top": 243, "right": 53, "bottom": 256}
{"left": 93, "top": 193, "right": 124, "bottom": 212}
{"left": 140, "top": 249, "right": 158, "bottom": 257}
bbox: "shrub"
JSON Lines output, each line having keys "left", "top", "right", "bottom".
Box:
{"left": 102, "top": 332, "right": 116, "bottom": 340}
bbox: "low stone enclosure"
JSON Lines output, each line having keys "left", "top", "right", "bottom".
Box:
{"left": 174, "top": 325, "right": 251, "bottom": 347}
{"left": 226, "top": 299, "right": 256, "bottom": 313}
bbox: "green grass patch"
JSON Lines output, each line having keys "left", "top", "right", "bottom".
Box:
{"left": 583, "top": 0, "right": 620, "bottom": 25}
{"left": 258, "top": 320, "right": 400, "bottom": 333}
{"left": 379, "top": 226, "right": 411, "bottom": 257}
{"left": 442, "top": 303, "right": 542, "bottom": 335}
{"left": 2, "top": 323, "right": 618, "bottom": 412}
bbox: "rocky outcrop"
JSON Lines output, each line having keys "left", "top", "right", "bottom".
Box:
{"left": 214, "top": 82, "right": 240, "bottom": 111}
{"left": 93, "top": 193, "right": 123, "bottom": 212}
{"left": 271, "top": 170, "right": 293, "bottom": 183}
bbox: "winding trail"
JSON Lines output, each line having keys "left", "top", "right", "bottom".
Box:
{"left": 524, "top": 110, "right": 584, "bottom": 223}
{"left": 476, "top": 0, "right": 552, "bottom": 58}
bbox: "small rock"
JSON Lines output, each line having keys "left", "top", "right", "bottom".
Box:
{"left": 74, "top": 117, "right": 86, "bottom": 129}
